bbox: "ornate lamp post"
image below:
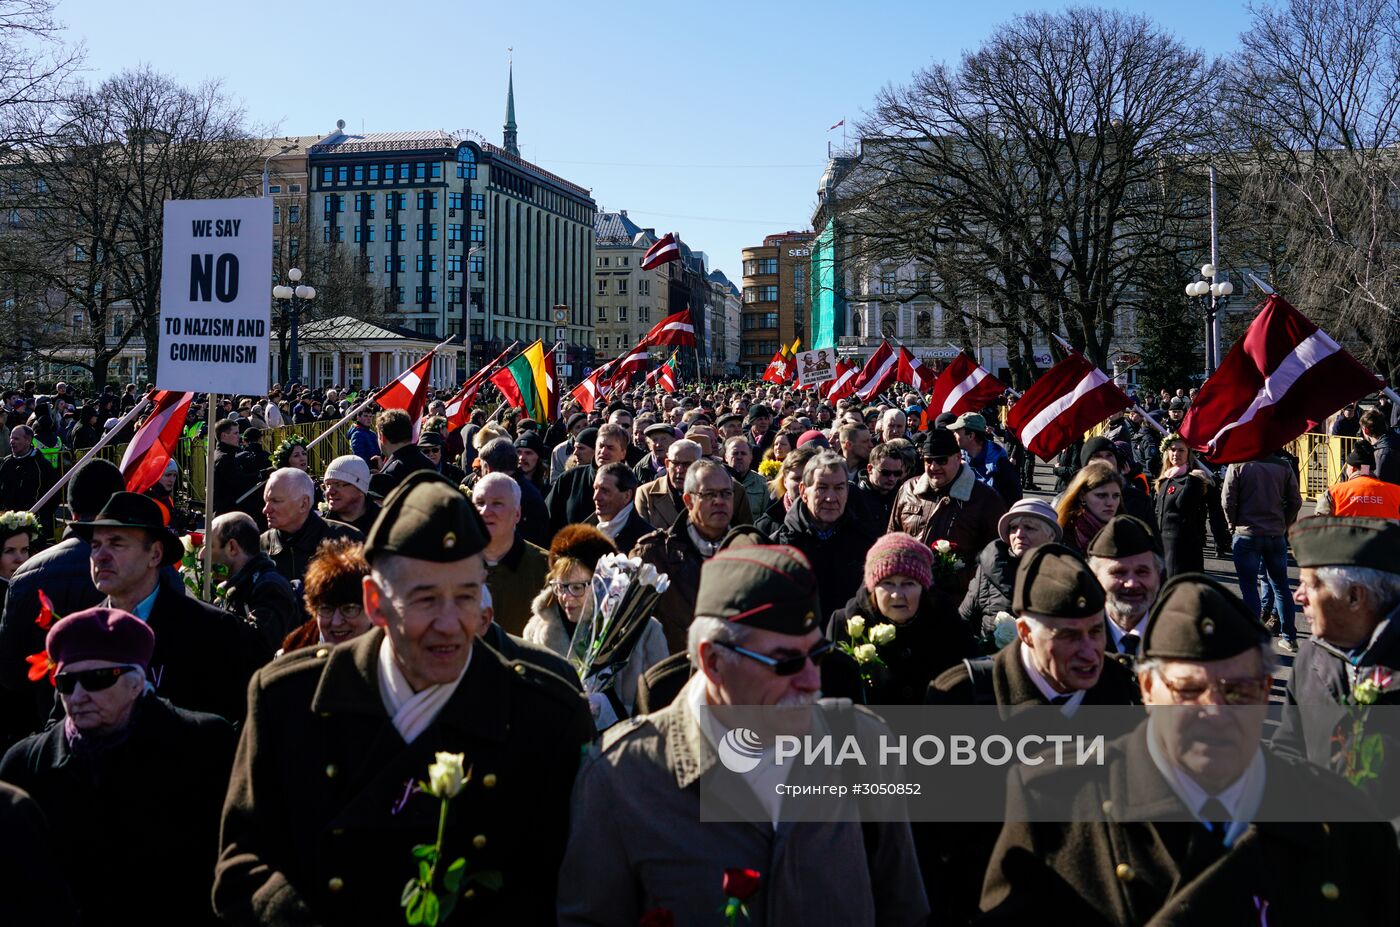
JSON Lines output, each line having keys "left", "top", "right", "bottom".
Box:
{"left": 1185, "top": 263, "right": 1232, "bottom": 377}
{"left": 273, "top": 267, "right": 316, "bottom": 384}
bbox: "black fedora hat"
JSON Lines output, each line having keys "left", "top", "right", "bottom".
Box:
{"left": 71, "top": 492, "right": 184, "bottom": 567}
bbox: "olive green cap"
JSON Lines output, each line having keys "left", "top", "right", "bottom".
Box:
{"left": 694, "top": 545, "right": 821, "bottom": 635}
{"left": 363, "top": 471, "right": 487, "bottom": 564}
{"left": 1141, "top": 573, "right": 1267, "bottom": 661}
{"left": 1087, "top": 515, "right": 1162, "bottom": 559}
{"left": 1288, "top": 515, "right": 1400, "bottom": 574}
{"left": 1012, "top": 543, "right": 1105, "bottom": 619}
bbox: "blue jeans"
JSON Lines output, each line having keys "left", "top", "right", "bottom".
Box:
{"left": 1232, "top": 534, "right": 1296, "bottom": 640}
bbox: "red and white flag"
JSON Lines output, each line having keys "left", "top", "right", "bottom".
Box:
{"left": 640, "top": 232, "right": 681, "bottom": 271}
{"left": 119, "top": 390, "right": 193, "bottom": 493}
{"left": 376, "top": 351, "right": 435, "bottom": 424}
{"left": 1179, "top": 294, "right": 1383, "bottom": 463}
{"left": 854, "top": 341, "right": 898, "bottom": 401}
{"left": 657, "top": 361, "right": 678, "bottom": 393}
{"left": 761, "top": 348, "right": 788, "bottom": 384}
{"left": 828, "top": 119, "right": 845, "bottom": 131}
{"left": 570, "top": 369, "right": 606, "bottom": 414}
{"left": 823, "top": 359, "right": 860, "bottom": 401}
{"left": 895, "top": 346, "right": 935, "bottom": 393}
{"left": 928, "top": 352, "right": 1006, "bottom": 417}
{"left": 443, "top": 382, "right": 481, "bottom": 433}
{"left": 1007, "top": 352, "right": 1132, "bottom": 460}
{"left": 607, "top": 341, "right": 651, "bottom": 388}
{"left": 642, "top": 309, "right": 696, "bottom": 348}
{"left": 543, "top": 349, "right": 558, "bottom": 422}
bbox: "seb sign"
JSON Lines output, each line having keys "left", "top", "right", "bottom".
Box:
{"left": 787, "top": 248, "right": 811, "bottom": 257}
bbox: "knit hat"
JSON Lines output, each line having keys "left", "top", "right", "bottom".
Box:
{"left": 1079, "top": 436, "right": 1119, "bottom": 468}
{"left": 67, "top": 458, "right": 125, "bottom": 520}
{"left": 863, "top": 533, "right": 934, "bottom": 590}
{"left": 514, "top": 431, "right": 545, "bottom": 455}
{"left": 47, "top": 607, "right": 155, "bottom": 672}
{"left": 323, "top": 455, "right": 371, "bottom": 493}
{"left": 796, "top": 429, "right": 829, "bottom": 449}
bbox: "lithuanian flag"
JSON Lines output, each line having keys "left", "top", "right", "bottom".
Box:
{"left": 488, "top": 340, "right": 550, "bottom": 421}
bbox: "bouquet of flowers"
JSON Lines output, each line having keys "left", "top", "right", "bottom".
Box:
{"left": 836, "top": 614, "right": 897, "bottom": 689}
{"left": 1335, "top": 665, "right": 1397, "bottom": 788}
{"left": 567, "top": 554, "right": 670, "bottom": 711}
{"left": 929, "top": 539, "right": 964, "bottom": 586}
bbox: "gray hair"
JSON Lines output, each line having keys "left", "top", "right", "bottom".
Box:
{"left": 267, "top": 466, "right": 314, "bottom": 502}
{"left": 683, "top": 457, "right": 728, "bottom": 496}
{"left": 472, "top": 471, "right": 521, "bottom": 508}
{"left": 665, "top": 438, "right": 702, "bottom": 463}
{"left": 687, "top": 615, "right": 751, "bottom": 665}
{"left": 801, "top": 450, "right": 850, "bottom": 487}
{"left": 1316, "top": 565, "right": 1400, "bottom": 616}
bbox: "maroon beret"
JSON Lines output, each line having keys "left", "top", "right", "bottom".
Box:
{"left": 46, "top": 607, "right": 155, "bottom": 671}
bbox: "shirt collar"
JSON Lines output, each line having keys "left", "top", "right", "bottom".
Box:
{"left": 1107, "top": 614, "right": 1149, "bottom": 650}
{"left": 1145, "top": 714, "right": 1265, "bottom": 847}
{"left": 1018, "top": 642, "right": 1086, "bottom": 714}
{"left": 130, "top": 583, "right": 161, "bottom": 622}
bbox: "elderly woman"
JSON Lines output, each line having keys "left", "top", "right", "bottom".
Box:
{"left": 280, "top": 538, "right": 372, "bottom": 653}
{"left": 0, "top": 607, "right": 236, "bottom": 925}
{"left": 829, "top": 533, "right": 974, "bottom": 704}
{"left": 524, "top": 525, "right": 666, "bottom": 730}
{"left": 1055, "top": 459, "right": 1124, "bottom": 555}
{"left": 1155, "top": 433, "right": 1214, "bottom": 577}
{"left": 960, "top": 498, "right": 1061, "bottom": 642}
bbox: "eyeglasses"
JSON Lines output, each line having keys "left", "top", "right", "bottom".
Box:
{"left": 551, "top": 581, "right": 589, "bottom": 598}
{"left": 877, "top": 466, "right": 905, "bottom": 479}
{"left": 923, "top": 455, "right": 953, "bottom": 466}
{"left": 315, "top": 602, "right": 365, "bottom": 622}
{"left": 694, "top": 489, "right": 734, "bottom": 502}
{"left": 1154, "top": 673, "right": 1271, "bottom": 706}
{"left": 713, "top": 639, "right": 833, "bottom": 676}
{"left": 54, "top": 665, "right": 138, "bottom": 695}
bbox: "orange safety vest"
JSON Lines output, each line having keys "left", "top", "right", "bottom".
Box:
{"left": 1329, "top": 475, "right": 1400, "bottom": 519}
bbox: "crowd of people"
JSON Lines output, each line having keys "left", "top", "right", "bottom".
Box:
{"left": 0, "top": 373, "right": 1397, "bottom": 924}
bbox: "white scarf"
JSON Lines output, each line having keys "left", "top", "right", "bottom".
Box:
{"left": 596, "top": 502, "right": 634, "bottom": 540}
{"left": 376, "top": 635, "right": 471, "bottom": 743}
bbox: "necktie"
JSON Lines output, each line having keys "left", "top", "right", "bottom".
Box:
{"left": 1198, "top": 797, "right": 1231, "bottom": 841}
{"left": 1120, "top": 633, "right": 1140, "bottom": 655}
{"left": 1049, "top": 694, "right": 1073, "bottom": 706}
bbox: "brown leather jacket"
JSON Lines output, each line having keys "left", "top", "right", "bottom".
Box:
{"left": 888, "top": 464, "right": 1007, "bottom": 593}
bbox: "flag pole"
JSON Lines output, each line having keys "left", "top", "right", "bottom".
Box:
{"left": 1134, "top": 405, "right": 1170, "bottom": 437}
{"left": 203, "top": 393, "right": 217, "bottom": 599}
{"left": 305, "top": 336, "right": 458, "bottom": 453}
{"left": 30, "top": 392, "right": 154, "bottom": 514}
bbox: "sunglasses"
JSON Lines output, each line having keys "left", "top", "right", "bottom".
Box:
{"left": 714, "top": 639, "right": 833, "bottom": 676}
{"left": 923, "top": 454, "right": 953, "bottom": 466}
{"left": 54, "top": 665, "right": 139, "bottom": 695}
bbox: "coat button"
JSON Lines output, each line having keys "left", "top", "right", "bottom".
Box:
{"left": 1321, "top": 882, "right": 1340, "bottom": 901}
{"left": 1115, "top": 863, "right": 1135, "bottom": 882}
{"left": 331, "top": 827, "right": 345, "bottom": 837}
{"left": 514, "top": 664, "right": 526, "bottom": 675}
{"left": 327, "top": 877, "right": 345, "bottom": 893}
{"left": 325, "top": 764, "right": 338, "bottom": 779}
{"left": 472, "top": 834, "right": 487, "bottom": 849}
{"left": 482, "top": 773, "right": 497, "bottom": 788}
{"left": 1101, "top": 800, "right": 1113, "bottom": 817}
{"left": 316, "top": 647, "right": 330, "bottom": 658}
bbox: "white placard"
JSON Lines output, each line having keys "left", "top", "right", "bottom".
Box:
{"left": 157, "top": 197, "right": 273, "bottom": 394}
{"left": 795, "top": 348, "right": 838, "bottom": 386}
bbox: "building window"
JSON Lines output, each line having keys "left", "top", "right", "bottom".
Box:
{"left": 617, "top": 306, "right": 628, "bottom": 322}
{"left": 432, "top": 163, "right": 442, "bottom": 179}
{"left": 369, "top": 165, "right": 380, "bottom": 182}
{"left": 916, "top": 310, "right": 932, "bottom": 339}
{"left": 597, "top": 279, "right": 607, "bottom": 296}
{"left": 415, "top": 286, "right": 438, "bottom": 305}
{"left": 597, "top": 335, "right": 609, "bottom": 352}
{"left": 469, "top": 224, "right": 484, "bottom": 243}
{"left": 470, "top": 194, "right": 484, "bottom": 211}
{"left": 323, "top": 224, "right": 333, "bottom": 242}
{"left": 416, "top": 254, "right": 438, "bottom": 272}
{"left": 597, "top": 257, "right": 610, "bottom": 267}
{"left": 448, "top": 192, "right": 462, "bottom": 210}
{"left": 881, "top": 309, "right": 898, "bottom": 338}
{"left": 597, "top": 306, "right": 607, "bottom": 322}
{"left": 793, "top": 265, "right": 806, "bottom": 307}
{"left": 273, "top": 205, "right": 281, "bottom": 224}
{"left": 417, "top": 191, "right": 438, "bottom": 210}
{"left": 320, "top": 166, "right": 332, "bottom": 184}
{"left": 338, "top": 166, "right": 348, "bottom": 183}
{"left": 639, "top": 279, "right": 649, "bottom": 296}
{"left": 457, "top": 147, "right": 477, "bottom": 179}
{"left": 288, "top": 205, "right": 300, "bottom": 224}
{"left": 354, "top": 225, "right": 376, "bottom": 243}
{"left": 880, "top": 272, "right": 895, "bottom": 295}
{"left": 289, "top": 238, "right": 299, "bottom": 260}
{"left": 850, "top": 310, "right": 864, "bottom": 336}
{"left": 620, "top": 257, "right": 629, "bottom": 266}
{"left": 616, "top": 279, "right": 628, "bottom": 295}
{"left": 469, "top": 255, "right": 484, "bottom": 276}
{"left": 447, "top": 254, "right": 462, "bottom": 273}
{"left": 639, "top": 307, "right": 650, "bottom": 323}
{"left": 448, "top": 286, "right": 461, "bottom": 304}
{"left": 268, "top": 184, "right": 281, "bottom": 194}
{"left": 353, "top": 165, "right": 364, "bottom": 183}
{"left": 385, "top": 255, "right": 406, "bottom": 272}
{"left": 447, "top": 223, "right": 462, "bottom": 241}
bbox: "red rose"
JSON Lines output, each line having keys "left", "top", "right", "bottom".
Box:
{"left": 639, "top": 909, "right": 674, "bottom": 927}
{"left": 722, "top": 867, "right": 762, "bottom": 901}
{"left": 187, "top": 532, "right": 204, "bottom": 547}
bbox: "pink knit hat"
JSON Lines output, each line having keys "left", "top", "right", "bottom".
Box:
{"left": 863, "top": 533, "right": 933, "bottom": 590}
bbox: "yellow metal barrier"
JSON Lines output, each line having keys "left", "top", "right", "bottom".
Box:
{"left": 1287, "top": 432, "right": 1359, "bottom": 503}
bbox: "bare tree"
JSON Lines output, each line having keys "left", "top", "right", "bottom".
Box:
{"left": 1220, "top": 0, "right": 1400, "bottom": 384}
{"left": 836, "top": 8, "right": 1221, "bottom": 382}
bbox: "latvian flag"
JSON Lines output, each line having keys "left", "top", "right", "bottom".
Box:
{"left": 376, "top": 352, "right": 435, "bottom": 425}
{"left": 119, "top": 390, "right": 193, "bottom": 493}
{"left": 895, "top": 346, "right": 934, "bottom": 393}
{"left": 1007, "top": 351, "right": 1132, "bottom": 460}
{"left": 854, "top": 341, "right": 898, "bottom": 401}
{"left": 641, "top": 232, "right": 681, "bottom": 271}
{"left": 643, "top": 309, "right": 696, "bottom": 348}
{"left": 928, "top": 352, "right": 1005, "bottom": 417}
{"left": 823, "top": 358, "right": 860, "bottom": 401}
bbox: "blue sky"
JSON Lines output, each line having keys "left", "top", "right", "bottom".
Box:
{"left": 58, "top": 0, "right": 1255, "bottom": 283}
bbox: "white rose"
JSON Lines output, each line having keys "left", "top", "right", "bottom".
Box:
{"left": 846, "top": 615, "right": 866, "bottom": 639}
{"left": 935, "top": 539, "right": 952, "bottom": 554}
{"left": 182, "top": 535, "right": 195, "bottom": 554}
{"left": 870, "top": 623, "right": 897, "bottom": 646}
{"left": 426, "top": 751, "right": 466, "bottom": 799}
{"left": 993, "top": 612, "right": 1019, "bottom": 648}
{"left": 854, "top": 643, "right": 878, "bottom": 664}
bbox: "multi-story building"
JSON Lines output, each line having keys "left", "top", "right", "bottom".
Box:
{"left": 592, "top": 210, "right": 662, "bottom": 362}
{"left": 307, "top": 69, "right": 596, "bottom": 384}
{"left": 707, "top": 269, "right": 740, "bottom": 376}
{"left": 738, "top": 231, "right": 814, "bottom": 377}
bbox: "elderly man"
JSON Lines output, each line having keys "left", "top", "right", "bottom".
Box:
{"left": 477, "top": 436, "right": 549, "bottom": 547}
{"left": 633, "top": 421, "right": 674, "bottom": 484}
{"left": 0, "top": 607, "right": 237, "bottom": 926}
{"left": 877, "top": 407, "right": 907, "bottom": 443}
{"left": 772, "top": 452, "right": 879, "bottom": 621}
{"left": 261, "top": 467, "right": 362, "bottom": 586}
{"left": 1275, "top": 516, "right": 1400, "bottom": 815}
{"left": 73, "top": 492, "right": 268, "bottom": 722}
{"left": 1086, "top": 515, "right": 1164, "bottom": 661}
{"left": 930, "top": 543, "right": 1139, "bottom": 706}
{"left": 0, "top": 423, "right": 56, "bottom": 518}
{"left": 323, "top": 454, "right": 381, "bottom": 535}
{"left": 636, "top": 437, "right": 754, "bottom": 533}
{"left": 473, "top": 472, "right": 548, "bottom": 636}
{"left": 725, "top": 434, "right": 769, "bottom": 518}
{"left": 548, "top": 423, "right": 630, "bottom": 530}
{"left": 586, "top": 461, "right": 650, "bottom": 553}
{"left": 210, "top": 512, "right": 300, "bottom": 651}
{"left": 215, "top": 472, "right": 593, "bottom": 925}
{"left": 635, "top": 458, "right": 741, "bottom": 652}
{"left": 981, "top": 573, "right": 1399, "bottom": 923}
{"left": 889, "top": 428, "right": 1006, "bottom": 592}
{"left": 560, "top": 544, "right": 929, "bottom": 927}
{"left": 419, "top": 431, "right": 466, "bottom": 485}
{"left": 950, "top": 411, "right": 1021, "bottom": 508}
{"left": 369, "top": 408, "right": 435, "bottom": 497}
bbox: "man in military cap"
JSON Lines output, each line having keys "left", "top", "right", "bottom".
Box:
{"left": 981, "top": 573, "right": 1399, "bottom": 924}
{"left": 1275, "top": 516, "right": 1400, "bottom": 816}
{"left": 1086, "top": 515, "right": 1164, "bottom": 662}
{"left": 215, "top": 471, "right": 593, "bottom": 925}
{"left": 632, "top": 420, "right": 675, "bottom": 484}
{"left": 930, "top": 543, "right": 1140, "bottom": 707}
{"left": 558, "top": 545, "right": 929, "bottom": 926}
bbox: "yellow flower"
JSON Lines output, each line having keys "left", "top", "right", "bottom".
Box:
{"left": 854, "top": 643, "right": 878, "bottom": 664}
{"left": 426, "top": 752, "right": 466, "bottom": 799}
{"left": 758, "top": 458, "right": 782, "bottom": 478}
{"left": 870, "top": 623, "right": 897, "bottom": 646}
{"left": 846, "top": 616, "right": 866, "bottom": 639}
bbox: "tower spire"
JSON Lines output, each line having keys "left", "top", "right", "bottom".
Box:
{"left": 503, "top": 53, "right": 519, "bottom": 157}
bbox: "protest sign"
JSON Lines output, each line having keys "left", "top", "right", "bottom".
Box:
{"left": 795, "top": 348, "right": 838, "bottom": 387}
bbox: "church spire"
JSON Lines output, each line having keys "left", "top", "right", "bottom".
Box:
{"left": 503, "top": 57, "right": 519, "bottom": 157}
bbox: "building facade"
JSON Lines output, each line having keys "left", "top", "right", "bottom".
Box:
{"left": 738, "top": 231, "right": 814, "bottom": 378}
{"left": 592, "top": 210, "right": 662, "bottom": 362}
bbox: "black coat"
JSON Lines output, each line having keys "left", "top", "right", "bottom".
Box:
{"left": 772, "top": 501, "right": 878, "bottom": 622}
{"left": 213, "top": 628, "right": 593, "bottom": 926}
{"left": 958, "top": 539, "right": 1018, "bottom": 639}
{"left": 585, "top": 507, "right": 652, "bottom": 555}
{"left": 224, "top": 552, "right": 302, "bottom": 652}
{"left": 0, "top": 781, "right": 77, "bottom": 925}
{"left": 0, "top": 451, "right": 55, "bottom": 512}
{"left": 368, "top": 444, "right": 436, "bottom": 498}
{"left": 828, "top": 586, "right": 975, "bottom": 705}
{"left": 0, "top": 693, "right": 236, "bottom": 926}
{"left": 261, "top": 511, "right": 364, "bottom": 587}
{"left": 514, "top": 472, "right": 551, "bottom": 548}
{"left": 1155, "top": 472, "right": 1210, "bottom": 576}
{"left": 212, "top": 444, "right": 259, "bottom": 519}
{"left": 928, "top": 636, "right": 1142, "bottom": 707}
{"left": 546, "top": 463, "right": 597, "bottom": 532}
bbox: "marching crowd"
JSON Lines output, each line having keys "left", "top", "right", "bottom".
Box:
{"left": 0, "top": 376, "right": 1398, "bottom": 924}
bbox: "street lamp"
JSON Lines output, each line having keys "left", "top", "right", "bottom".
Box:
{"left": 1185, "top": 263, "right": 1233, "bottom": 377}
{"left": 273, "top": 267, "right": 316, "bottom": 384}
{"left": 459, "top": 245, "right": 483, "bottom": 375}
